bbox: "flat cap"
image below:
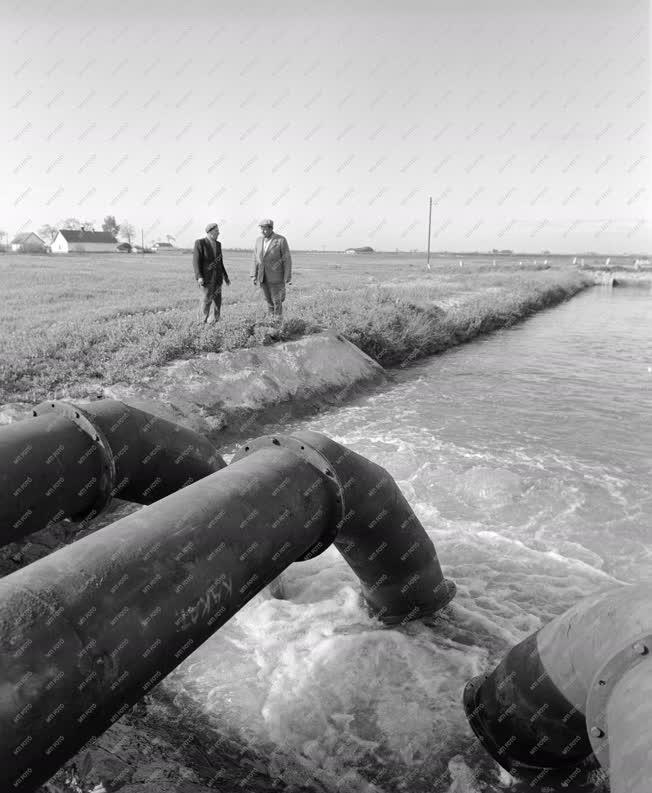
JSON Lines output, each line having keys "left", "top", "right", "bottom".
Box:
{"left": 205, "top": 222, "right": 219, "bottom": 233}
{"left": 258, "top": 218, "right": 274, "bottom": 227}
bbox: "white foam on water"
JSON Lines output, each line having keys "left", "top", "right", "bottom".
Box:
{"left": 443, "top": 755, "right": 483, "bottom": 792}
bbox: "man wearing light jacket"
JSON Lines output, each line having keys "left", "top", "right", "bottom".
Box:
{"left": 251, "top": 218, "right": 292, "bottom": 319}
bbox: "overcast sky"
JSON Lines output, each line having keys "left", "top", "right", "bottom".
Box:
{"left": 2, "top": 0, "right": 650, "bottom": 252}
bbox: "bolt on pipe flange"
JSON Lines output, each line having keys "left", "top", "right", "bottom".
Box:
{"left": 32, "top": 400, "right": 117, "bottom": 524}
{"left": 584, "top": 633, "right": 652, "bottom": 771}
{"left": 232, "top": 434, "right": 345, "bottom": 561}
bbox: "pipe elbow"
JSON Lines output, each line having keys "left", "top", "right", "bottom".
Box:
{"left": 260, "top": 430, "right": 456, "bottom": 623}
{"left": 75, "top": 398, "right": 227, "bottom": 504}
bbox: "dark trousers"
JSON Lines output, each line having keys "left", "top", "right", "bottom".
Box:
{"left": 199, "top": 267, "right": 222, "bottom": 322}
{"left": 260, "top": 280, "right": 286, "bottom": 318}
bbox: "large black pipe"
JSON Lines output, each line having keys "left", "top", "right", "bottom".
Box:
{"left": 464, "top": 583, "right": 652, "bottom": 792}
{"left": 0, "top": 431, "right": 454, "bottom": 791}
{"left": 0, "top": 398, "right": 225, "bottom": 545}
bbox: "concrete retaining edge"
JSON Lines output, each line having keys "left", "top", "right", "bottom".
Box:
{"left": 1, "top": 330, "right": 386, "bottom": 441}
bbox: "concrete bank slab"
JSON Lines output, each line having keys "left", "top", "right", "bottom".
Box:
{"left": 1, "top": 332, "right": 386, "bottom": 439}
{"left": 100, "top": 330, "right": 387, "bottom": 442}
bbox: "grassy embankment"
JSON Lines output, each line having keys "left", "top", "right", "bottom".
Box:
{"left": 0, "top": 251, "right": 591, "bottom": 403}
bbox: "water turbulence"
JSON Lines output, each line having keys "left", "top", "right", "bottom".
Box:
{"left": 165, "top": 288, "right": 651, "bottom": 792}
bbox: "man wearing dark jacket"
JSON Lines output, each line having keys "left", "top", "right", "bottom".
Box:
{"left": 193, "top": 222, "right": 230, "bottom": 323}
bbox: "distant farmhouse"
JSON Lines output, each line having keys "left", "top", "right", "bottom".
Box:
{"left": 11, "top": 232, "right": 47, "bottom": 253}
{"left": 51, "top": 228, "right": 119, "bottom": 253}
{"left": 152, "top": 241, "right": 175, "bottom": 251}
{"left": 344, "top": 246, "right": 375, "bottom": 254}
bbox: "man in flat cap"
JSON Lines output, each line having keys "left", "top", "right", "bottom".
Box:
{"left": 251, "top": 219, "right": 292, "bottom": 320}
{"left": 193, "top": 222, "right": 230, "bottom": 323}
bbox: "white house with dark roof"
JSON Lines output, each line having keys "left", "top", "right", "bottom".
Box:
{"left": 51, "top": 229, "right": 119, "bottom": 253}
{"left": 11, "top": 232, "right": 47, "bottom": 252}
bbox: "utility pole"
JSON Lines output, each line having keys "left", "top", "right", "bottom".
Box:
{"left": 426, "top": 195, "right": 432, "bottom": 270}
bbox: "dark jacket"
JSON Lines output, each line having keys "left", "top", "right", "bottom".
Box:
{"left": 192, "top": 238, "right": 230, "bottom": 283}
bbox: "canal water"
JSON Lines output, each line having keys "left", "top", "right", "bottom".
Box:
{"left": 166, "top": 286, "right": 652, "bottom": 792}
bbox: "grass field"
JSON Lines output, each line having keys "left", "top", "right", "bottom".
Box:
{"left": 0, "top": 251, "right": 591, "bottom": 404}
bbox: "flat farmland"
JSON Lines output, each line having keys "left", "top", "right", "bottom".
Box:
{"left": 0, "top": 251, "right": 590, "bottom": 403}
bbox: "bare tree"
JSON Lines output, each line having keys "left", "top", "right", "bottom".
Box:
{"left": 165, "top": 234, "right": 176, "bottom": 245}
{"left": 119, "top": 220, "right": 136, "bottom": 245}
{"left": 38, "top": 224, "right": 59, "bottom": 243}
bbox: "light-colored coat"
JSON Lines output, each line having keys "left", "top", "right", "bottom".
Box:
{"left": 251, "top": 233, "right": 292, "bottom": 284}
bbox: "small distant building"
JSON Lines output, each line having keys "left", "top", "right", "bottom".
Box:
{"left": 152, "top": 241, "right": 175, "bottom": 251}
{"left": 116, "top": 242, "right": 133, "bottom": 253}
{"left": 11, "top": 232, "right": 47, "bottom": 253}
{"left": 51, "top": 228, "right": 118, "bottom": 253}
{"left": 344, "top": 246, "right": 375, "bottom": 254}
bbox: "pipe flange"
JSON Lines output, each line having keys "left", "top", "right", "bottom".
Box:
{"left": 33, "top": 400, "right": 117, "bottom": 524}
{"left": 584, "top": 632, "right": 652, "bottom": 770}
{"left": 232, "top": 434, "right": 345, "bottom": 561}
